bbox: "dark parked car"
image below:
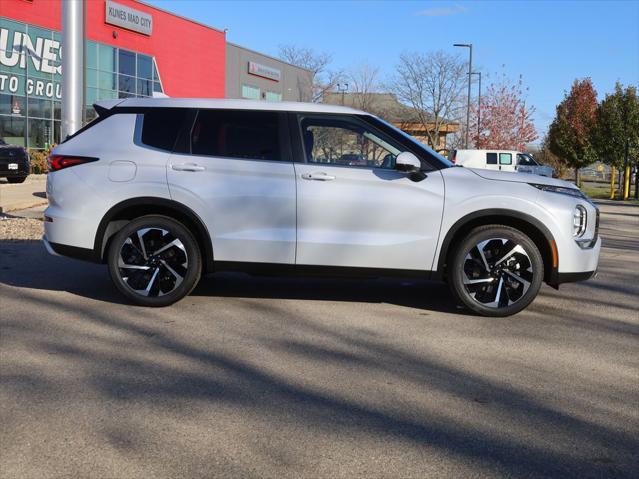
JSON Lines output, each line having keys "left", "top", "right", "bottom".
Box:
{"left": 0, "top": 139, "right": 31, "bottom": 184}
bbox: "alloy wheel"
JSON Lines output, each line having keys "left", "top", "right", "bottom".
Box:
{"left": 117, "top": 227, "right": 188, "bottom": 297}
{"left": 462, "top": 238, "right": 533, "bottom": 309}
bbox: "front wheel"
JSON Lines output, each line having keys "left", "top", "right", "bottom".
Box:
{"left": 448, "top": 225, "right": 544, "bottom": 317}
{"left": 107, "top": 215, "right": 202, "bottom": 307}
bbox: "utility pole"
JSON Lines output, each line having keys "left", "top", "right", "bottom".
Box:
{"left": 61, "top": 0, "right": 85, "bottom": 139}
{"left": 454, "top": 43, "right": 472, "bottom": 148}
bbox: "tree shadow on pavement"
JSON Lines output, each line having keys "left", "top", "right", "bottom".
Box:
{"left": 2, "top": 285, "right": 637, "bottom": 478}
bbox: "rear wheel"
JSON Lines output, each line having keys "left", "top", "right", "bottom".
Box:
{"left": 107, "top": 215, "right": 202, "bottom": 307}
{"left": 448, "top": 225, "right": 543, "bottom": 317}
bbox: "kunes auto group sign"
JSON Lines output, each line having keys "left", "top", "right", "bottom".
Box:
{"left": 0, "top": 27, "right": 63, "bottom": 100}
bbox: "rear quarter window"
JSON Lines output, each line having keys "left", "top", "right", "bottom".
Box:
{"left": 141, "top": 108, "right": 190, "bottom": 151}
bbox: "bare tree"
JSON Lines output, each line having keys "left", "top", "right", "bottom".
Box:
{"left": 348, "top": 63, "right": 380, "bottom": 114}
{"left": 278, "top": 45, "right": 343, "bottom": 102}
{"left": 387, "top": 50, "right": 467, "bottom": 148}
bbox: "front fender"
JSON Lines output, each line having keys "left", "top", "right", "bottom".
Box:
{"left": 434, "top": 167, "right": 564, "bottom": 282}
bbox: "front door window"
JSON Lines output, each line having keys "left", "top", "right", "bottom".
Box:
{"left": 300, "top": 117, "right": 402, "bottom": 169}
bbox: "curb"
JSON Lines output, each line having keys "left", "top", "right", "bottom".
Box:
{"left": 0, "top": 199, "right": 48, "bottom": 214}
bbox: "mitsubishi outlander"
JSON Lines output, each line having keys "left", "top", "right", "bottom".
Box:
{"left": 43, "top": 99, "right": 600, "bottom": 316}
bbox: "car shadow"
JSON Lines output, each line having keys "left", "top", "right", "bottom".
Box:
{"left": 194, "top": 272, "right": 460, "bottom": 314}
{"left": 0, "top": 239, "right": 461, "bottom": 314}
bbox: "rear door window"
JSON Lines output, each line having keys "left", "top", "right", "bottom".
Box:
{"left": 486, "top": 152, "right": 498, "bottom": 165}
{"left": 141, "top": 108, "right": 191, "bottom": 151}
{"left": 191, "top": 109, "right": 283, "bottom": 161}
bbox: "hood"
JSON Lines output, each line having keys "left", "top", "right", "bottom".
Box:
{"left": 466, "top": 168, "right": 576, "bottom": 189}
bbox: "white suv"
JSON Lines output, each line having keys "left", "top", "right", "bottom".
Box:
{"left": 43, "top": 99, "right": 600, "bottom": 316}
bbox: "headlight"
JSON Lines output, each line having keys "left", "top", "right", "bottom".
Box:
{"left": 573, "top": 205, "right": 587, "bottom": 237}
{"left": 529, "top": 183, "right": 586, "bottom": 199}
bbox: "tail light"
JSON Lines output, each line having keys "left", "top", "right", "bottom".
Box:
{"left": 450, "top": 151, "right": 457, "bottom": 164}
{"left": 47, "top": 155, "right": 98, "bottom": 172}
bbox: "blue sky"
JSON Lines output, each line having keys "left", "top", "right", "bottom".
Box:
{"left": 147, "top": 0, "right": 639, "bottom": 143}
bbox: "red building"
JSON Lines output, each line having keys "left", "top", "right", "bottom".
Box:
{"left": 1, "top": 0, "right": 226, "bottom": 147}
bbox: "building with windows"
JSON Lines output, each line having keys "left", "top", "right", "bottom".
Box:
{"left": 2, "top": 1, "right": 313, "bottom": 150}
{"left": 322, "top": 92, "right": 460, "bottom": 153}
{"left": 2, "top": 1, "right": 220, "bottom": 149}
{"left": 225, "top": 43, "right": 312, "bottom": 103}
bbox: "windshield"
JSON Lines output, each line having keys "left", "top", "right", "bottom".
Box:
{"left": 361, "top": 115, "right": 454, "bottom": 169}
{"left": 518, "top": 153, "right": 539, "bottom": 166}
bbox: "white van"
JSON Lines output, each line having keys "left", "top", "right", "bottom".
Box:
{"left": 450, "top": 149, "right": 555, "bottom": 178}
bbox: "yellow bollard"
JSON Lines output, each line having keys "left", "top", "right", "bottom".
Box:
{"left": 623, "top": 164, "right": 631, "bottom": 200}
{"left": 610, "top": 166, "right": 616, "bottom": 199}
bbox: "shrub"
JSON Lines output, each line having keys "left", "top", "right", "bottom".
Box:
{"left": 27, "top": 145, "right": 55, "bottom": 174}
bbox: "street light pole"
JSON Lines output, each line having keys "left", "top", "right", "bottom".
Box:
{"left": 62, "top": 0, "right": 85, "bottom": 139}
{"left": 454, "top": 43, "right": 472, "bottom": 148}
{"left": 472, "top": 71, "right": 481, "bottom": 140}
{"left": 337, "top": 83, "right": 349, "bottom": 105}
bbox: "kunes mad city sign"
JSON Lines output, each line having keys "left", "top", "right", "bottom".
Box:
{"left": 0, "top": 28, "right": 63, "bottom": 100}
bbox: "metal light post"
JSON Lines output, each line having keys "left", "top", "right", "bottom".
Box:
{"left": 471, "top": 71, "right": 481, "bottom": 140}
{"left": 337, "top": 83, "right": 349, "bottom": 105}
{"left": 61, "top": 0, "right": 85, "bottom": 139}
{"left": 454, "top": 43, "right": 472, "bottom": 148}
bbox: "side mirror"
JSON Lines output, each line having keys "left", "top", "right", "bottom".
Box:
{"left": 395, "top": 152, "right": 421, "bottom": 172}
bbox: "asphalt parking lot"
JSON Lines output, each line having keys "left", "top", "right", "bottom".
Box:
{"left": 0, "top": 176, "right": 48, "bottom": 214}
{"left": 1, "top": 201, "right": 638, "bottom": 478}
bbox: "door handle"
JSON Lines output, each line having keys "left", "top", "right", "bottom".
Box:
{"left": 171, "top": 163, "right": 205, "bottom": 172}
{"left": 301, "top": 172, "right": 336, "bottom": 181}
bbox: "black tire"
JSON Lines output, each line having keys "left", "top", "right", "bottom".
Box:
{"left": 448, "top": 225, "right": 544, "bottom": 317}
{"left": 107, "top": 215, "right": 202, "bottom": 307}
{"left": 6, "top": 176, "right": 27, "bottom": 184}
